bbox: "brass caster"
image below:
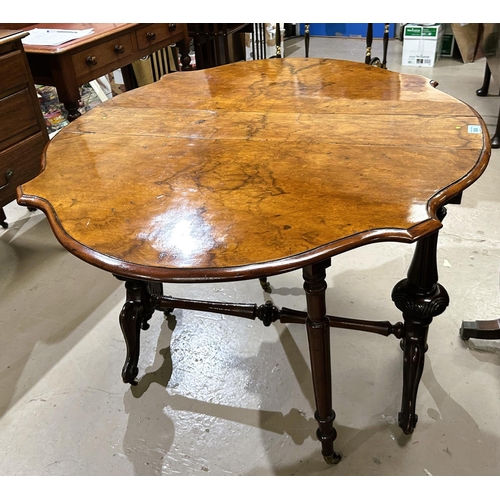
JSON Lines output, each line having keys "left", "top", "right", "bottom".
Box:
{"left": 323, "top": 452, "right": 341, "bottom": 465}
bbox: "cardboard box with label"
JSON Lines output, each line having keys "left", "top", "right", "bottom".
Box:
{"left": 402, "top": 24, "right": 444, "bottom": 67}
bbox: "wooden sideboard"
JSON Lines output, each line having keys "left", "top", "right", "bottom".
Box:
{"left": 0, "top": 29, "right": 49, "bottom": 228}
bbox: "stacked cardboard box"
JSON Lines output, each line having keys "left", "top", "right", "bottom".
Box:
{"left": 402, "top": 24, "right": 444, "bottom": 67}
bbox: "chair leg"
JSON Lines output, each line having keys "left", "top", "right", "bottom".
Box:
{"left": 305, "top": 24, "right": 310, "bottom": 58}
{"left": 365, "top": 23, "right": 373, "bottom": 65}
{"left": 491, "top": 102, "right": 500, "bottom": 149}
{"left": 476, "top": 62, "right": 491, "bottom": 96}
{"left": 381, "top": 23, "right": 390, "bottom": 69}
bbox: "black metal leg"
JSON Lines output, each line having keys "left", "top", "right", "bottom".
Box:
{"left": 365, "top": 23, "right": 373, "bottom": 65}
{"left": 305, "top": 24, "right": 310, "bottom": 58}
{"left": 382, "top": 23, "right": 390, "bottom": 69}
{"left": 275, "top": 23, "right": 282, "bottom": 58}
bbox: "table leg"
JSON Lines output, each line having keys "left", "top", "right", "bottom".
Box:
{"left": 391, "top": 206, "right": 449, "bottom": 434}
{"left": 118, "top": 279, "right": 162, "bottom": 385}
{"left": 303, "top": 259, "right": 341, "bottom": 464}
{"left": 178, "top": 39, "right": 192, "bottom": 70}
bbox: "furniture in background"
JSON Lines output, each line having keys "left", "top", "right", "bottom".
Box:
{"left": 460, "top": 23, "right": 500, "bottom": 341}
{"left": 18, "top": 58, "right": 490, "bottom": 464}
{"left": 0, "top": 23, "right": 191, "bottom": 122}
{"left": 280, "top": 23, "right": 390, "bottom": 67}
{"left": 187, "top": 23, "right": 252, "bottom": 69}
{"left": 475, "top": 23, "right": 500, "bottom": 148}
{"left": 0, "top": 29, "right": 49, "bottom": 229}
{"left": 364, "top": 23, "right": 390, "bottom": 68}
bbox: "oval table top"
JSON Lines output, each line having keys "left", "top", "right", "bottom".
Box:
{"left": 17, "top": 58, "right": 491, "bottom": 282}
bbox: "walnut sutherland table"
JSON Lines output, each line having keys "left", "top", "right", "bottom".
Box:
{"left": 17, "top": 58, "right": 490, "bottom": 464}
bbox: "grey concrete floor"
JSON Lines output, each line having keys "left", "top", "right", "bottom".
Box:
{"left": 2, "top": 35, "right": 500, "bottom": 476}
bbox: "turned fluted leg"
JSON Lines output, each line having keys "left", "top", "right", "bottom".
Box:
{"left": 391, "top": 207, "right": 449, "bottom": 434}
{"left": 118, "top": 279, "right": 162, "bottom": 384}
{"left": 303, "top": 259, "right": 341, "bottom": 464}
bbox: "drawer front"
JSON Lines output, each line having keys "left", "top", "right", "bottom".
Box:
{"left": 0, "top": 89, "right": 39, "bottom": 148}
{"left": 0, "top": 132, "right": 47, "bottom": 202}
{"left": 136, "top": 24, "right": 181, "bottom": 50}
{"left": 72, "top": 33, "right": 134, "bottom": 78}
{"left": 0, "top": 50, "right": 28, "bottom": 96}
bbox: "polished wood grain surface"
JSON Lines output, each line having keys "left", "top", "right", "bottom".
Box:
{"left": 17, "top": 58, "right": 490, "bottom": 282}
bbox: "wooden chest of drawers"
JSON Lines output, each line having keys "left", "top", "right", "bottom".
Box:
{"left": 0, "top": 29, "right": 48, "bottom": 228}
{"left": 7, "top": 23, "right": 191, "bottom": 122}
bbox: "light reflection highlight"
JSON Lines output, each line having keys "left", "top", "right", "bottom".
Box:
{"left": 138, "top": 205, "right": 218, "bottom": 266}
{"left": 407, "top": 203, "right": 429, "bottom": 224}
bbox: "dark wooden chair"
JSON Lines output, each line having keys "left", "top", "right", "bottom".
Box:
{"left": 187, "top": 23, "right": 254, "bottom": 69}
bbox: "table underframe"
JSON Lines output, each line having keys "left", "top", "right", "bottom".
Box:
{"left": 113, "top": 205, "right": 450, "bottom": 464}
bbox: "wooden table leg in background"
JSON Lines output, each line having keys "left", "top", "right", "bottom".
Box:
{"left": 460, "top": 319, "right": 500, "bottom": 341}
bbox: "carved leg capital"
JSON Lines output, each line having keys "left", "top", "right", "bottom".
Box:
{"left": 392, "top": 280, "right": 450, "bottom": 321}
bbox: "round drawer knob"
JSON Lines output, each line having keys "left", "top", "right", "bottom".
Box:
{"left": 114, "top": 44, "right": 125, "bottom": 54}
{"left": 168, "top": 24, "right": 177, "bottom": 31}
{"left": 146, "top": 32, "right": 156, "bottom": 41}
{"left": 86, "top": 55, "right": 98, "bottom": 66}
